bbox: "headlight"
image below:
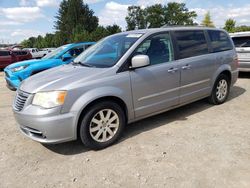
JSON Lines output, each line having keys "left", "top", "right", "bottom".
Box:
{"left": 32, "top": 91, "right": 67, "bottom": 108}
{"left": 11, "top": 65, "right": 29, "bottom": 72}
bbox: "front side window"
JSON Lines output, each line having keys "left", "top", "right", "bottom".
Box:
{"left": 42, "top": 44, "right": 70, "bottom": 60}
{"left": 74, "top": 33, "right": 143, "bottom": 68}
{"left": 67, "top": 46, "right": 84, "bottom": 57}
{"left": 232, "top": 36, "right": 250, "bottom": 47}
{"left": 208, "top": 30, "right": 233, "bottom": 52}
{"left": 175, "top": 30, "right": 209, "bottom": 59}
{"left": 134, "top": 33, "right": 174, "bottom": 65}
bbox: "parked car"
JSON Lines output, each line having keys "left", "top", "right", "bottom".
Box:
{"left": 23, "top": 48, "right": 48, "bottom": 59}
{"left": 4, "top": 42, "right": 95, "bottom": 90}
{"left": 0, "top": 50, "right": 32, "bottom": 69}
{"left": 230, "top": 32, "right": 250, "bottom": 72}
{"left": 12, "top": 27, "right": 238, "bottom": 150}
{"left": 0, "top": 50, "right": 16, "bottom": 69}
{"left": 41, "top": 48, "right": 56, "bottom": 53}
{"left": 12, "top": 50, "right": 32, "bottom": 62}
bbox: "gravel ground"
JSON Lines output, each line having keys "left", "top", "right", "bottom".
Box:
{"left": 0, "top": 71, "right": 250, "bottom": 188}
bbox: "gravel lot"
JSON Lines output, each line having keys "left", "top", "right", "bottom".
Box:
{"left": 0, "top": 71, "right": 250, "bottom": 188}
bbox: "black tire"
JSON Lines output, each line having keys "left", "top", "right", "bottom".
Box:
{"left": 79, "top": 101, "right": 125, "bottom": 150}
{"left": 208, "top": 74, "right": 230, "bottom": 105}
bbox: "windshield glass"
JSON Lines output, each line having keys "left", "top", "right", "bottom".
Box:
{"left": 74, "top": 33, "right": 143, "bottom": 68}
{"left": 42, "top": 44, "right": 70, "bottom": 59}
{"left": 232, "top": 36, "right": 250, "bottom": 47}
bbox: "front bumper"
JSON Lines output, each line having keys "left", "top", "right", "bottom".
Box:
{"left": 238, "top": 60, "right": 250, "bottom": 72}
{"left": 13, "top": 104, "right": 77, "bottom": 144}
{"left": 4, "top": 69, "right": 21, "bottom": 90}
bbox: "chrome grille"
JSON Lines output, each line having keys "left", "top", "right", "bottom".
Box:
{"left": 14, "top": 90, "right": 29, "bottom": 111}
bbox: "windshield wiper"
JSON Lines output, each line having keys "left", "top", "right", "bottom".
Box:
{"left": 72, "top": 61, "right": 94, "bottom": 67}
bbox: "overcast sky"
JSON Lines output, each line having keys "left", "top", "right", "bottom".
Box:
{"left": 1, "top": 0, "right": 250, "bottom": 43}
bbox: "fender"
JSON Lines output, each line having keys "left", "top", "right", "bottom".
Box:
{"left": 210, "top": 64, "right": 232, "bottom": 93}
{"left": 70, "top": 86, "right": 134, "bottom": 136}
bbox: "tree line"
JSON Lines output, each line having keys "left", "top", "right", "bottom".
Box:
{"left": 21, "top": 0, "right": 250, "bottom": 48}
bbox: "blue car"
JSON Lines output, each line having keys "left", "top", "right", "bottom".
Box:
{"left": 4, "top": 42, "right": 95, "bottom": 90}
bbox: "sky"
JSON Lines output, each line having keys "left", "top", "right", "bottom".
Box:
{"left": 0, "top": 0, "right": 250, "bottom": 44}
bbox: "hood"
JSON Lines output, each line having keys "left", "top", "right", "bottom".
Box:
{"left": 20, "top": 64, "right": 112, "bottom": 93}
{"left": 7, "top": 58, "right": 58, "bottom": 69}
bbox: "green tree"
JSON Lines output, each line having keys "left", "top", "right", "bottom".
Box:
{"left": 125, "top": 6, "right": 146, "bottom": 30}
{"left": 125, "top": 3, "right": 197, "bottom": 30}
{"left": 164, "top": 2, "right": 197, "bottom": 26}
{"left": 201, "top": 11, "right": 215, "bottom": 27}
{"left": 106, "top": 24, "right": 122, "bottom": 35}
{"left": 145, "top": 4, "right": 165, "bottom": 28}
{"left": 21, "top": 37, "right": 36, "bottom": 48}
{"left": 223, "top": 19, "right": 236, "bottom": 32}
{"left": 234, "top": 25, "right": 250, "bottom": 32}
{"left": 54, "top": 0, "right": 98, "bottom": 44}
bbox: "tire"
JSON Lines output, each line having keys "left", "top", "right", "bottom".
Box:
{"left": 79, "top": 101, "right": 125, "bottom": 150}
{"left": 208, "top": 74, "right": 230, "bottom": 105}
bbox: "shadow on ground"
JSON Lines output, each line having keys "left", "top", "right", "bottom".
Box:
{"left": 239, "top": 72, "right": 250, "bottom": 79}
{"left": 44, "top": 85, "right": 246, "bottom": 155}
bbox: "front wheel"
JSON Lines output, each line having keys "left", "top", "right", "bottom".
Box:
{"left": 79, "top": 101, "right": 125, "bottom": 150}
{"left": 208, "top": 74, "right": 230, "bottom": 105}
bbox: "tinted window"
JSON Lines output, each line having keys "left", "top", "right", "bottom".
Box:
{"left": 232, "top": 36, "right": 250, "bottom": 47}
{"left": 208, "top": 30, "right": 233, "bottom": 52}
{"left": 74, "top": 34, "right": 142, "bottom": 68}
{"left": 21, "top": 51, "right": 28, "bottom": 55}
{"left": 68, "top": 47, "right": 84, "bottom": 57}
{"left": 0, "top": 51, "right": 10, "bottom": 56}
{"left": 134, "top": 33, "right": 174, "bottom": 65}
{"left": 175, "top": 30, "right": 208, "bottom": 59}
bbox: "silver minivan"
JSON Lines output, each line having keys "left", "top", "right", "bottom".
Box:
{"left": 230, "top": 32, "right": 250, "bottom": 72}
{"left": 13, "top": 27, "right": 238, "bottom": 149}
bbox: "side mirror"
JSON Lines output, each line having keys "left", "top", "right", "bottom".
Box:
{"left": 62, "top": 53, "right": 72, "bottom": 61}
{"left": 131, "top": 55, "right": 150, "bottom": 69}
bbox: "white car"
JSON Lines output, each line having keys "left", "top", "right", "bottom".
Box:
{"left": 230, "top": 32, "right": 250, "bottom": 72}
{"left": 23, "top": 48, "right": 48, "bottom": 59}
{"left": 41, "top": 48, "right": 56, "bottom": 53}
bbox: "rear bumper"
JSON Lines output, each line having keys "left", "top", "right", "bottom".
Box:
{"left": 238, "top": 60, "right": 250, "bottom": 72}
{"left": 231, "top": 69, "right": 239, "bottom": 86}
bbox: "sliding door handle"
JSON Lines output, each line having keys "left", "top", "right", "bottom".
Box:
{"left": 182, "top": 64, "right": 191, "bottom": 70}
{"left": 168, "top": 67, "right": 178, "bottom": 73}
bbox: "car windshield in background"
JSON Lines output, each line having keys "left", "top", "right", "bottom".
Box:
{"left": 74, "top": 33, "right": 143, "bottom": 68}
{"left": 42, "top": 44, "right": 70, "bottom": 59}
{"left": 232, "top": 36, "right": 250, "bottom": 47}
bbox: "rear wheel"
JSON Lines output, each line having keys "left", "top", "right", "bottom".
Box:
{"left": 79, "top": 101, "right": 125, "bottom": 150}
{"left": 208, "top": 74, "right": 230, "bottom": 105}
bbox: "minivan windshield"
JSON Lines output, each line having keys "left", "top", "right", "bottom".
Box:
{"left": 42, "top": 44, "right": 70, "bottom": 59}
{"left": 73, "top": 33, "right": 143, "bottom": 68}
{"left": 232, "top": 36, "right": 250, "bottom": 47}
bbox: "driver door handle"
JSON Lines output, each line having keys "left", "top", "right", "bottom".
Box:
{"left": 168, "top": 67, "right": 178, "bottom": 73}
{"left": 182, "top": 64, "right": 191, "bottom": 70}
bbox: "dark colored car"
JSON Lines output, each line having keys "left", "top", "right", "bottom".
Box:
{"left": 12, "top": 50, "right": 32, "bottom": 62}
{"left": 0, "top": 50, "right": 16, "bottom": 69}
{"left": 0, "top": 50, "right": 32, "bottom": 69}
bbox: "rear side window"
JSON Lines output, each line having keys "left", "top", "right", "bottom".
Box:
{"left": 231, "top": 36, "right": 250, "bottom": 47}
{"left": 0, "top": 51, "right": 10, "bottom": 56}
{"left": 208, "top": 30, "right": 233, "bottom": 52}
{"left": 175, "top": 30, "right": 209, "bottom": 59}
{"left": 21, "top": 51, "right": 28, "bottom": 55}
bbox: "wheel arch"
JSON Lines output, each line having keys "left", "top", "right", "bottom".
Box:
{"left": 76, "top": 95, "right": 129, "bottom": 140}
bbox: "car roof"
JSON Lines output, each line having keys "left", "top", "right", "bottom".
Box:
{"left": 229, "top": 31, "right": 250, "bottom": 37}
{"left": 112, "top": 26, "right": 226, "bottom": 36}
{"left": 70, "top": 42, "right": 96, "bottom": 46}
